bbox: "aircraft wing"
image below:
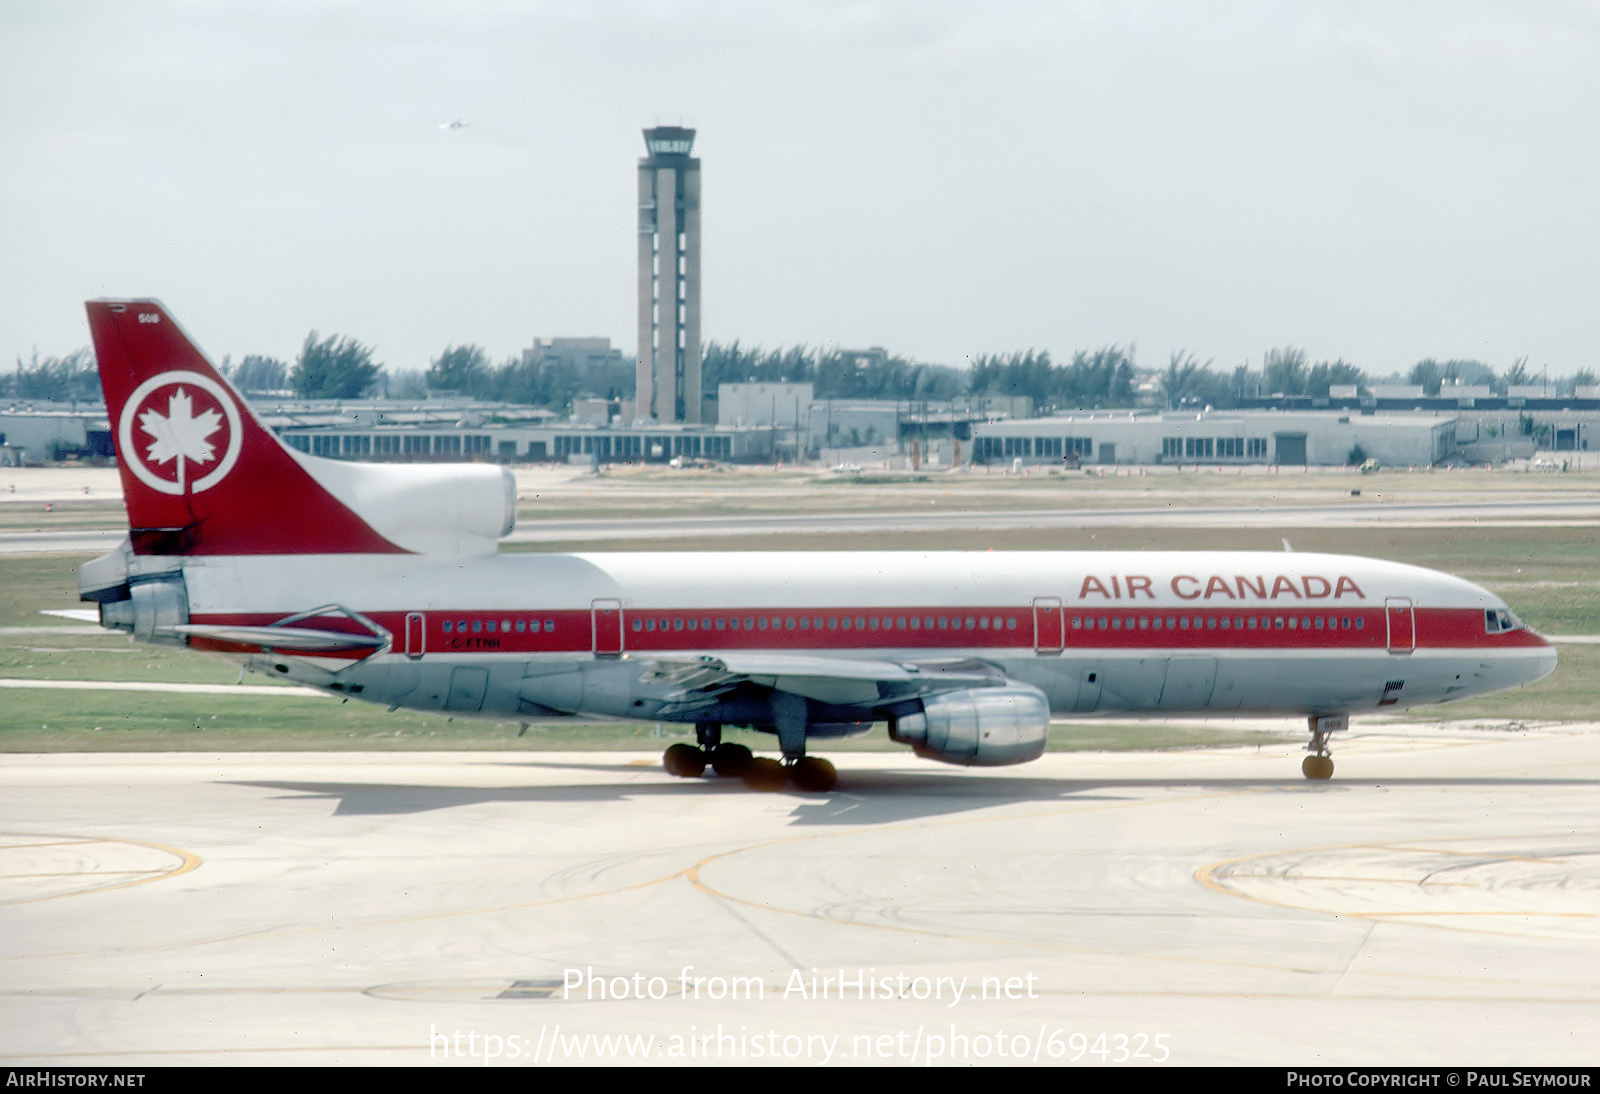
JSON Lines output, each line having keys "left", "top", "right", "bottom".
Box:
{"left": 642, "top": 652, "right": 1006, "bottom": 710}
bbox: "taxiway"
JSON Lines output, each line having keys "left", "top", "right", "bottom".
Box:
{"left": 2, "top": 726, "right": 1595, "bottom": 1066}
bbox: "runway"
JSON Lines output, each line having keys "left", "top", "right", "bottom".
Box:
{"left": 493, "top": 498, "right": 1600, "bottom": 545}
{"left": 2, "top": 725, "right": 1596, "bottom": 1066}
{"left": 4, "top": 497, "right": 1600, "bottom": 554}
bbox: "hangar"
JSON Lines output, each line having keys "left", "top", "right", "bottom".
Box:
{"left": 970, "top": 411, "right": 1458, "bottom": 468}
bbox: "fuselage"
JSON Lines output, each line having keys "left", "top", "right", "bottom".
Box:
{"left": 175, "top": 548, "right": 1555, "bottom": 724}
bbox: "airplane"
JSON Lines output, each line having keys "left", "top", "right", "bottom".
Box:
{"left": 74, "top": 300, "right": 1557, "bottom": 792}
{"left": 439, "top": 118, "right": 471, "bottom": 131}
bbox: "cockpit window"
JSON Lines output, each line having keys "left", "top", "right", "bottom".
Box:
{"left": 1485, "top": 609, "right": 1521, "bottom": 634}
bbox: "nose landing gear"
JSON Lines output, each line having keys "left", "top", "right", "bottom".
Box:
{"left": 1302, "top": 714, "right": 1347, "bottom": 780}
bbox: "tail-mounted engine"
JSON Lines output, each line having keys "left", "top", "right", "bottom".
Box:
{"left": 889, "top": 683, "right": 1051, "bottom": 766}
{"left": 79, "top": 539, "right": 190, "bottom": 646}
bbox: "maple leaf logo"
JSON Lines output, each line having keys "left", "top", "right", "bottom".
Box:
{"left": 138, "top": 387, "right": 223, "bottom": 489}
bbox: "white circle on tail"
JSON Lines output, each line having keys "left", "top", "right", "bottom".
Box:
{"left": 118, "top": 371, "right": 244, "bottom": 496}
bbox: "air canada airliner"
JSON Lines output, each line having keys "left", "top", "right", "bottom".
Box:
{"left": 76, "top": 300, "right": 1556, "bottom": 791}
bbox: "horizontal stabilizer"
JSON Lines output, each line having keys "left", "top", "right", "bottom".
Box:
{"left": 40, "top": 609, "right": 104, "bottom": 623}
{"left": 170, "top": 624, "right": 388, "bottom": 653}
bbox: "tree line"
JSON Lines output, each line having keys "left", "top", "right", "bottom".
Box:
{"left": 2, "top": 335, "right": 384, "bottom": 403}
{"left": 7, "top": 336, "right": 1596, "bottom": 410}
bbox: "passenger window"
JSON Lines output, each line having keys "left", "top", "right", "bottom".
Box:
{"left": 544, "top": 620, "right": 555, "bottom": 632}
{"left": 443, "top": 621, "right": 453, "bottom": 633}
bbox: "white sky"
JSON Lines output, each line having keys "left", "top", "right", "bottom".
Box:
{"left": 3, "top": 1, "right": 1597, "bottom": 379}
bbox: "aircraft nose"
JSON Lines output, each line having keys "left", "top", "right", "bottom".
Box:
{"left": 1526, "top": 631, "right": 1559, "bottom": 686}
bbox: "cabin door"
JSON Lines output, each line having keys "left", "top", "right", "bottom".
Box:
{"left": 1386, "top": 597, "right": 1415, "bottom": 654}
{"left": 1033, "top": 597, "right": 1064, "bottom": 654}
{"left": 404, "top": 612, "right": 425, "bottom": 660}
{"left": 591, "top": 599, "right": 624, "bottom": 657}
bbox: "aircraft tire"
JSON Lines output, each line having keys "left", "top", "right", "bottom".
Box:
{"left": 789, "top": 756, "right": 837, "bottom": 793}
{"left": 1301, "top": 755, "right": 1335, "bottom": 781}
{"left": 710, "top": 743, "right": 753, "bottom": 777}
{"left": 663, "top": 743, "right": 707, "bottom": 778}
{"left": 743, "top": 757, "right": 788, "bottom": 792}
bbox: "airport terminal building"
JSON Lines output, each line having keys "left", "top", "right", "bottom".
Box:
{"left": 970, "top": 411, "right": 1459, "bottom": 468}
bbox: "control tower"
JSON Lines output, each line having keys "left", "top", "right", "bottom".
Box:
{"left": 635, "top": 126, "right": 701, "bottom": 423}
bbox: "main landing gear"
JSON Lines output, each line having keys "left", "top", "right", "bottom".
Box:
{"left": 1302, "top": 714, "right": 1347, "bottom": 780}
{"left": 663, "top": 723, "right": 754, "bottom": 778}
{"left": 733, "top": 754, "right": 837, "bottom": 792}
{"left": 660, "top": 721, "right": 838, "bottom": 793}
{"left": 662, "top": 741, "right": 753, "bottom": 778}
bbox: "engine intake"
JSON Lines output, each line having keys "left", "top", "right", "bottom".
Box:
{"left": 889, "top": 683, "right": 1050, "bottom": 766}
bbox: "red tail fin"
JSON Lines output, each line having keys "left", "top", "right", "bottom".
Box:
{"left": 87, "top": 300, "right": 406, "bottom": 555}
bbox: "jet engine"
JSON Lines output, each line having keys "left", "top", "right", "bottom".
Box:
{"left": 77, "top": 540, "right": 190, "bottom": 646}
{"left": 888, "top": 683, "right": 1050, "bottom": 766}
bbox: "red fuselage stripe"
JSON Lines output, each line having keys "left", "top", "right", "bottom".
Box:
{"left": 188, "top": 605, "right": 1548, "bottom": 656}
